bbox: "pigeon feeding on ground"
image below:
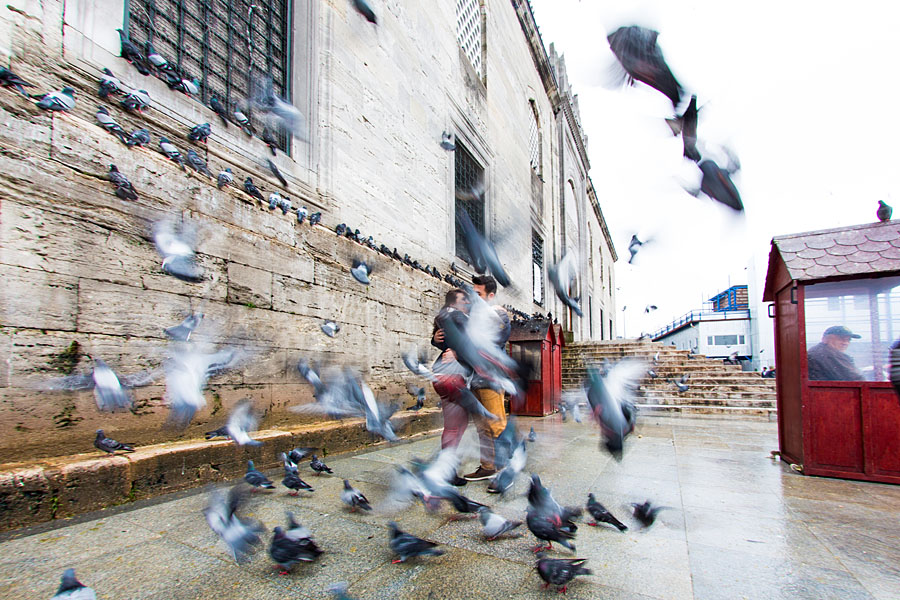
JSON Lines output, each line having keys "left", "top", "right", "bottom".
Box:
{"left": 188, "top": 122, "right": 212, "bottom": 144}
{"left": 281, "top": 454, "right": 314, "bottom": 495}
{"left": 388, "top": 522, "right": 443, "bottom": 563}
{"left": 36, "top": 87, "right": 75, "bottom": 111}
{"left": 350, "top": 259, "right": 372, "bottom": 284}
{"left": 478, "top": 507, "right": 523, "bottom": 540}
{"left": 209, "top": 95, "right": 230, "bottom": 127}
{"left": 549, "top": 253, "right": 583, "bottom": 317}
{"left": 244, "top": 177, "right": 265, "bottom": 202}
{"left": 153, "top": 219, "right": 203, "bottom": 281}
{"left": 269, "top": 512, "right": 322, "bottom": 574}
{"left": 126, "top": 128, "right": 151, "bottom": 147}
{"left": 320, "top": 320, "right": 340, "bottom": 338}
{"left": 39, "top": 357, "right": 158, "bottom": 412}
{"left": 586, "top": 493, "right": 627, "bottom": 531}
{"left": 108, "top": 164, "right": 138, "bottom": 200}
{"left": 164, "top": 312, "right": 204, "bottom": 341}
{"left": 607, "top": 25, "right": 683, "bottom": 108}
{"left": 535, "top": 556, "right": 592, "bottom": 594}
{"left": 185, "top": 149, "right": 213, "bottom": 177}
{"left": 51, "top": 568, "right": 96, "bottom": 600}
{"left": 310, "top": 454, "right": 333, "bottom": 475}
{"left": 877, "top": 200, "right": 892, "bottom": 222}
{"left": 217, "top": 168, "right": 234, "bottom": 190}
{"left": 119, "top": 89, "right": 150, "bottom": 112}
{"left": 164, "top": 346, "right": 245, "bottom": 427}
{"left": 267, "top": 158, "right": 288, "bottom": 187}
{"left": 116, "top": 29, "right": 151, "bottom": 75}
{"left": 94, "top": 429, "right": 134, "bottom": 454}
{"left": 526, "top": 475, "right": 578, "bottom": 553}
{"left": 203, "top": 484, "right": 264, "bottom": 563}
{"left": 631, "top": 500, "right": 667, "bottom": 528}
{"left": 0, "top": 66, "right": 35, "bottom": 96}
{"left": 95, "top": 106, "right": 129, "bottom": 144}
{"left": 440, "top": 131, "right": 456, "bottom": 150}
{"left": 245, "top": 460, "right": 275, "bottom": 490}
{"left": 351, "top": 0, "right": 378, "bottom": 24}
{"left": 341, "top": 479, "right": 372, "bottom": 512}
{"left": 158, "top": 137, "right": 186, "bottom": 170}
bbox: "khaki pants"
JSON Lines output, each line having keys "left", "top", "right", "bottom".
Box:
{"left": 473, "top": 388, "right": 507, "bottom": 470}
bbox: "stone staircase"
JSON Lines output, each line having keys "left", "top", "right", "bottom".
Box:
{"left": 562, "top": 340, "right": 777, "bottom": 420}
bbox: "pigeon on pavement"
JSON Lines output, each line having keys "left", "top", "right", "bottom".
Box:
{"left": 526, "top": 474, "right": 578, "bottom": 553}
{"left": 478, "top": 507, "right": 523, "bottom": 540}
{"left": 269, "top": 512, "right": 322, "bottom": 573}
{"left": 51, "top": 568, "right": 96, "bottom": 600}
{"left": 388, "top": 522, "right": 444, "bottom": 563}
{"left": 341, "top": 479, "right": 372, "bottom": 512}
{"left": 310, "top": 454, "right": 333, "bottom": 476}
{"left": 244, "top": 460, "right": 275, "bottom": 489}
{"left": 535, "top": 556, "right": 592, "bottom": 594}
{"left": 203, "top": 484, "right": 264, "bottom": 563}
{"left": 586, "top": 493, "right": 627, "bottom": 531}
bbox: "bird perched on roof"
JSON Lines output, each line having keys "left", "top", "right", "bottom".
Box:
{"left": 51, "top": 568, "right": 96, "bottom": 600}
{"left": 144, "top": 40, "right": 169, "bottom": 73}
{"left": 116, "top": 29, "right": 151, "bottom": 75}
{"left": 388, "top": 522, "right": 443, "bottom": 563}
{"left": 266, "top": 158, "right": 288, "bottom": 187}
{"left": 108, "top": 164, "right": 138, "bottom": 200}
{"left": 341, "top": 479, "right": 372, "bottom": 512}
{"left": 877, "top": 200, "right": 892, "bottom": 222}
{"left": 209, "top": 95, "right": 230, "bottom": 127}
{"left": 269, "top": 512, "right": 322, "bottom": 573}
{"left": 97, "top": 68, "right": 121, "bottom": 99}
{"left": 158, "top": 137, "right": 186, "bottom": 171}
{"left": 203, "top": 484, "right": 264, "bottom": 563}
{"left": 535, "top": 556, "right": 592, "bottom": 594}
{"left": 233, "top": 105, "right": 255, "bottom": 136}
{"left": 188, "top": 122, "right": 212, "bottom": 144}
{"left": 261, "top": 126, "right": 279, "bottom": 156}
{"left": 607, "top": 25, "right": 683, "bottom": 108}
{"left": 36, "top": 87, "right": 75, "bottom": 111}
{"left": 38, "top": 357, "right": 158, "bottom": 412}
{"left": 94, "top": 429, "right": 134, "bottom": 454}
{"left": 119, "top": 89, "right": 150, "bottom": 112}
{"left": 586, "top": 493, "right": 627, "bottom": 531}
{"left": 296, "top": 205, "right": 308, "bottom": 224}
{"left": 244, "top": 177, "right": 265, "bottom": 202}
{"left": 95, "top": 106, "right": 129, "bottom": 144}
{"left": 0, "top": 66, "right": 35, "bottom": 96}
{"left": 185, "top": 148, "right": 213, "bottom": 178}
{"left": 244, "top": 460, "right": 275, "bottom": 490}
{"left": 217, "top": 168, "right": 233, "bottom": 190}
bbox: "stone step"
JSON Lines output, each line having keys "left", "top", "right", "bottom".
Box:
{"left": 633, "top": 396, "right": 776, "bottom": 408}
{"left": 634, "top": 404, "right": 777, "bottom": 421}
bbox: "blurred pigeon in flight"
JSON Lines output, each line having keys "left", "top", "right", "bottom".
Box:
{"left": 95, "top": 106, "right": 129, "bottom": 144}
{"left": 456, "top": 205, "right": 510, "bottom": 286}
{"left": 209, "top": 95, "right": 230, "bottom": 127}
{"left": 586, "top": 360, "right": 644, "bottom": 460}
{"left": 108, "top": 164, "right": 138, "bottom": 200}
{"left": 217, "top": 167, "right": 234, "bottom": 190}
{"left": 586, "top": 493, "right": 627, "bottom": 531}
{"left": 245, "top": 460, "right": 275, "bottom": 489}
{"left": 402, "top": 346, "right": 436, "bottom": 381}
{"left": 185, "top": 148, "right": 213, "bottom": 177}
{"left": 51, "top": 568, "right": 96, "bottom": 600}
{"left": 224, "top": 398, "right": 262, "bottom": 446}
{"left": 126, "top": 128, "right": 151, "bottom": 147}
{"left": 153, "top": 219, "right": 202, "bottom": 281}
{"left": 36, "top": 87, "right": 75, "bottom": 111}
{"left": 679, "top": 95, "right": 700, "bottom": 161}
{"left": 119, "top": 88, "right": 150, "bottom": 112}
{"left": 327, "top": 583, "right": 358, "bottom": 600}
{"left": 289, "top": 447, "right": 316, "bottom": 464}
{"left": 351, "top": 259, "right": 372, "bottom": 284}
{"left": 535, "top": 556, "right": 591, "bottom": 594}
{"left": 188, "top": 122, "right": 212, "bottom": 144}
{"left": 607, "top": 25, "right": 683, "bottom": 108}
{"left": 269, "top": 512, "right": 322, "bottom": 573}
{"left": 116, "top": 29, "right": 151, "bottom": 75}
{"left": 549, "top": 253, "right": 583, "bottom": 317}
{"left": 0, "top": 66, "right": 35, "bottom": 96}
{"left": 244, "top": 177, "right": 265, "bottom": 202}
{"left": 440, "top": 131, "right": 456, "bottom": 150}
{"left": 631, "top": 500, "right": 667, "bottom": 528}
{"left": 203, "top": 484, "right": 264, "bottom": 563}
{"left": 97, "top": 68, "right": 121, "bottom": 99}
{"left": 341, "top": 479, "right": 372, "bottom": 512}
{"left": 321, "top": 320, "right": 340, "bottom": 338}
{"left": 388, "top": 522, "right": 444, "bottom": 563}
{"left": 645, "top": 305, "right": 657, "bottom": 313}
{"left": 252, "top": 76, "right": 308, "bottom": 139}
{"left": 478, "top": 507, "right": 523, "bottom": 540}
{"left": 158, "top": 137, "right": 186, "bottom": 171}
{"left": 38, "top": 357, "right": 158, "bottom": 412}
{"left": 164, "top": 346, "right": 245, "bottom": 426}
{"left": 877, "top": 200, "right": 892, "bottom": 222}
{"left": 94, "top": 429, "right": 134, "bottom": 454}
{"left": 267, "top": 158, "right": 288, "bottom": 187}
{"left": 351, "top": 0, "right": 378, "bottom": 24}
{"left": 672, "top": 377, "right": 689, "bottom": 393}
{"left": 689, "top": 154, "right": 743, "bottom": 212}
{"left": 627, "top": 234, "right": 646, "bottom": 265}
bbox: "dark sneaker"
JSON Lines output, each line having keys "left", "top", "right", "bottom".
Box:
{"left": 487, "top": 478, "right": 511, "bottom": 494}
{"left": 463, "top": 467, "right": 496, "bottom": 481}
{"left": 450, "top": 475, "right": 468, "bottom": 487}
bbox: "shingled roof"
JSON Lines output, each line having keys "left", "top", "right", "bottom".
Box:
{"left": 772, "top": 220, "right": 900, "bottom": 281}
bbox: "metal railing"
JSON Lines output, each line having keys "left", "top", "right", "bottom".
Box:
{"left": 651, "top": 308, "right": 750, "bottom": 340}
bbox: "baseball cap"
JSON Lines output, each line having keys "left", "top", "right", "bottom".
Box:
{"left": 824, "top": 325, "right": 861, "bottom": 339}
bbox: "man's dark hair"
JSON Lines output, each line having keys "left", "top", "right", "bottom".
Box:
{"left": 444, "top": 288, "right": 466, "bottom": 307}
{"left": 472, "top": 275, "right": 497, "bottom": 295}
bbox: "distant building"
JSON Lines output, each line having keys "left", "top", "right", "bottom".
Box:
{"left": 652, "top": 285, "right": 753, "bottom": 360}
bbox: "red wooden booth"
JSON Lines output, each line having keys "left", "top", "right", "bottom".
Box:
{"left": 507, "top": 320, "right": 564, "bottom": 416}
{"left": 763, "top": 220, "right": 900, "bottom": 484}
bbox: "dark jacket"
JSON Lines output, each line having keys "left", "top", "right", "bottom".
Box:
{"left": 807, "top": 343, "right": 863, "bottom": 381}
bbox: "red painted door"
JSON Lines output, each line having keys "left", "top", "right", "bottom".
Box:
{"left": 863, "top": 386, "right": 900, "bottom": 481}
{"left": 806, "top": 384, "right": 864, "bottom": 475}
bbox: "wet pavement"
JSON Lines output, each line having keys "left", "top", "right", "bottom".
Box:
{"left": 2, "top": 415, "right": 899, "bottom": 600}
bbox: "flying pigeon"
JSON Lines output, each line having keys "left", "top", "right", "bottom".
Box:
{"left": 269, "top": 512, "right": 322, "bottom": 573}
{"left": 97, "top": 68, "right": 121, "bottom": 99}
{"left": 549, "top": 253, "right": 583, "bottom": 317}
{"left": 164, "top": 346, "right": 245, "bottom": 426}
{"left": 478, "top": 507, "right": 523, "bottom": 540}
{"left": 289, "top": 447, "right": 316, "bottom": 464}
{"left": 692, "top": 158, "right": 743, "bottom": 212}
{"left": 672, "top": 377, "right": 689, "bottom": 393}
{"left": 491, "top": 438, "right": 526, "bottom": 496}
{"left": 217, "top": 168, "right": 234, "bottom": 190}
{"left": 455, "top": 205, "right": 510, "bottom": 286}
{"left": 645, "top": 304, "right": 658, "bottom": 313}
{"left": 388, "top": 522, "right": 444, "bottom": 563}
{"left": 38, "top": 357, "right": 158, "bottom": 412}
{"left": 158, "top": 137, "right": 186, "bottom": 171}
{"left": 203, "top": 484, "right": 264, "bottom": 563}
{"left": 351, "top": 0, "right": 378, "bottom": 24}
{"left": 244, "top": 177, "right": 265, "bottom": 202}
{"left": 252, "top": 76, "right": 308, "bottom": 139}
{"left": 36, "top": 87, "right": 75, "bottom": 111}
{"left": 631, "top": 500, "right": 667, "bottom": 528}
{"left": 188, "top": 122, "right": 212, "bottom": 144}
{"left": 627, "top": 234, "right": 646, "bottom": 265}
{"left": 0, "top": 66, "right": 35, "bottom": 96}
{"left": 310, "top": 454, "right": 333, "bottom": 476}
{"left": 209, "top": 95, "right": 230, "bottom": 127}
{"left": 223, "top": 398, "right": 262, "bottom": 446}
{"left": 350, "top": 259, "right": 372, "bottom": 285}
{"left": 204, "top": 426, "right": 228, "bottom": 440}
{"left": 679, "top": 95, "right": 700, "bottom": 161}
{"left": 152, "top": 218, "right": 202, "bottom": 281}
{"left": 126, "top": 128, "right": 151, "bottom": 147}
{"left": 95, "top": 106, "right": 130, "bottom": 144}
{"left": 108, "top": 164, "right": 138, "bottom": 200}
{"left": 233, "top": 106, "right": 255, "bottom": 135}
{"left": 877, "top": 200, "right": 892, "bottom": 222}
{"left": 585, "top": 361, "right": 643, "bottom": 460}
{"left": 586, "top": 493, "right": 627, "bottom": 531}
{"left": 244, "top": 460, "right": 275, "bottom": 489}
{"left": 51, "top": 568, "right": 96, "bottom": 600}
{"left": 261, "top": 126, "right": 279, "bottom": 156}
{"left": 185, "top": 148, "right": 213, "bottom": 177}
{"left": 648, "top": 369, "right": 658, "bottom": 378}
{"left": 320, "top": 320, "right": 340, "bottom": 338}
{"left": 440, "top": 131, "right": 456, "bottom": 150}
{"left": 266, "top": 158, "right": 288, "bottom": 187}
{"left": 535, "top": 556, "right": 592, "bottom": 594}
{"left": 607, "top": 25, "right": 683, "bottom": 108}
{"left": 116, "top": 29, "right": 151, "bottom": 75}
{"left": 94, "top": 429, "right": 134, "bottom": 454}
{"left": 119, "top": 88, "right": 150, "bottom": 112}
{"left": 341, "top": 479, "right": 372, "bottom": 512}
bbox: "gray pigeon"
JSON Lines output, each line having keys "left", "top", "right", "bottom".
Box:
{"left": 244, "top": 460, "right": 275, "bottom": 489}
{"left": 217, "top": 168, "right": 234, "bottom": 190}
{"left": 288, "top": 447, "right": 315, "bottom": 464}
{"left": 628, "top": 234, "right": 644, "bottom": 264}
{"left": 549, "top": 253, "right": 582, "bottom": 317}
{"left": 188, "top": 122, "right": 212, "bottom": 144}
{"left": 320, "top": 320, "right": 340, "bottom": 338}
{"left": 296, "top": 205, "right": 308, "bottom": 223}
{"left": 350, "top": 259, "right": 372, "bottom": 285}
{"left": 39, "top": 357, "right": 158, "bottom": 412}
{"left": 51, "top": 568, "right": 96, "bottom": 599}
{"left": 341, "top": 479, "right": 372, "bottom": 511}
{"left": 244, "top": 177, "right": 265, "bottom": 202}
{"left": 267, "top": 158, "right": 288, "bottom": 187}
{"left": 310, "top": 454, "right": 333, "bottom": 475}
{"left": 535, "top": 556, "right": 591, "bottom": 594}
{"left": 631, "top": 500, "right": 667, "bottom": 528}
{"left": 269, "top": 512, "right": 322, "bottom": 573}
{"left": 388, "top": 521, "right": 444, "bottom": 563}
{"left": 164, "top": 346, "right": 245, "bottom": 427}
{"left": 478, "top": 507, "right": 523, "bottom": 540}
{"left": 440, "top": 131, "right": 455, "bottom": 150}
{"left": 108, "top": 164, "right": 138, "bottom": 200}
{"left": 877, "top": 200, "right": 892, "bottom": 222}
{"left": 163, "top": 312, "right": 203, "bottom": 341}
{"left": 528, "top": 426, "right": 537, "bottom": 442}
{"left": 203, "top": 484, "right": 264, "bottom": 563}
{"left": 252, "top": 76, "right": 308, "bottom": 139}
{"left": 185, "top": 148, "right": 213, "bottom": 177}
{"left": 95, "top": 106, "right": 129, "bottom": 144}
{"left": 126, "top": 128, "right": 151, "bottom": 147}
{"left": 586, "top": 493, "right": 627, "bottom": 531}
{"left": 224, "top": 398, "right": 262, "bottom": 446}
{"left": 152, "top": 219, "right": 202, "bottom": 282}
{"left": 233, "top": 106, "right": 255, "bottom": 135}
{"left": 672, "top": 378, "right": 689, "bottom": 393}
{"left": 327, "top": 582, "right": 358, "bottom": 600}
{"left": 37, "top": 87, "right": 75, "bottom": 111}
{"left": 268, "top": 191, "right": 282, "bottom": 210}
{"left": 0, "top": 66, "right": 35, "bottom": 96}
{"left": 158, "top": 137, "right": 186, "bottom": 170}
{"left": 119, "top": 89, "right": 150, "bottom": 112}
{"left": 94, "top": 429, "right": 134, "bottom": 454}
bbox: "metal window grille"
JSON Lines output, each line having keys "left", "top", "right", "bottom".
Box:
{"left": 455, "top": 143, "right": 485, "bottom": 264}
{"left": 127, "top": 0, "right": 291, "bottom": 151}
{"left": 456, "top": 0, "right": 483, "bottom": 78}
{"left": 532, "top": 231, "right": 544, "bottom": 306}
{"left": 528, "top": 101, "right": 540, "bottom": 172}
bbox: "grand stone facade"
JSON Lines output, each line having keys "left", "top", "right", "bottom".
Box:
{"left": 0, "top": 0, "right": 616, "bottom": 463}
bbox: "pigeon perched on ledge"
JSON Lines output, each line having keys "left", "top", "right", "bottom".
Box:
{"left": 94, "top": 429, "right": 134, "bottom": 454}
{"left": 37, "top": 87, "right": 75, "bottom": 111}
{"left": 0, "top": 66, "right": 35, "bottom": 96}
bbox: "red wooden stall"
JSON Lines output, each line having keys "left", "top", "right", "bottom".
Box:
{"left": 763, "top": 220, "right": 900, "bottom": 484}
{"left": 507, "top": 320, "right": 564, "bottom": 416}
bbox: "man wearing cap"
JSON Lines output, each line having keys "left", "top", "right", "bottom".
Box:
{"left": 807, "top": 325, "right": 864, "bottom": 381}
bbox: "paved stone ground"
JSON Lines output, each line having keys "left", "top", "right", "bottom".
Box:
{"left": 2, "top": 415, "right": 899, "bottom": 600}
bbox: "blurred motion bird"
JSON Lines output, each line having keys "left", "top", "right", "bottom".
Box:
{"left": 341, "top": 479, "right": 372, "bottom": 512}
{"left": 877, "top": 200, "right": 892, "bottom": 222}
{"left": 267, "top": 158, "right": 288, "bottom": 187}
{"left": 269, "top": 512, "right": 322, "bottom": 573}
{"left": 586, "top": 493, "right": 627, "bottom": 531}
{"left": 164, "top": 346, "right": 245, "bottom": 426}
{"left": 224, "top": 398, "right": 262, "bottom": 446}
{"left": 672, "top": 377, "right": 689, "bottom": 393}
{"left": 97, "top": 68, "right": 121, "bottom": 99}
{"left": 607, "top": 25, "right": 683, "bottom": 108}
{"left": 328, "top": 583, "right": 357, "bottom": 600}
{"left": 351, "top": 0, "right": 378, "bottom": 24}
{"left": 153, "top": 218, "right": 202, "bottom": 281}
{"left": 535, "top": 556, "right": 591, "bottom": 594}
{"left": 679, "top": 95, "right": 700, "bottom": 161}
{"left": 39, "top": 357, "right": 158, "bottom": 412}
{"left": 126, "top": 128, "right": 151, "bottom": 147}
{"left": 203, "top": 484, "right": 264, "bottom": 563}
{"left": 252, "top": 76, "right": 308, "bottom": 139}
{"left": 0, "top": 66, "right": 35, "bottom": 96}
{"left": 289, "top": 447, "right": 316, "bottom": 464}
{"left": 94, "top": 429, "right": 134, "bottom": 454}
{"left": 478, "top": 507, "right": 523, "bottom": 540}
{"left": 388, "top": 522, "right": 444, "bottom": 563}
{"left": 51, "top": 568, "right": 96, "bottom": 600}
{"left": 321, "top": 320, "right": 340, "bottom": 338}
{"left": 693, "top": 158, "right": 743, "bottom": 212}
{"left": 526, "top": 475, "right": 578, "bottom": 552}
{"left": 351, "top": 259, "right": 372, "bottom": 285}
{"left": 631, "top": 500, "right": 667, "bottom": 528}
{"left": 245, "top": 460, "right": 275, "bottom": 489}
{"left": 586, "top": 361, "right": 644, "bottom": 460}
{"left": 549, "top": 253, "right": 583, "bottom": 317}
{"left": 406, "top": 384, "right": 425, "bottom": 410}
{"left": 627, "top": 234, "right": 645, "bottom": 264}
{"left": 37, "top": 87, "right": 75, "bottom": 111}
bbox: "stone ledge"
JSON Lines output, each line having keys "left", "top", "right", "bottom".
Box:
{"left": 0, "top": 408, "right": 442, "bottom": 533}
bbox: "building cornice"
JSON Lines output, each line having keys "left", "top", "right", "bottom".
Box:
{"left": 510, "top": 0, "right": 560, "bottom": 108}
{"left": 587, "top": 177, "right": 618, "bottom": 262}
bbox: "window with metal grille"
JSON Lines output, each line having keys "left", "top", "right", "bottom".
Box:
{"left": 456, "top": 0, "right": 483, "bottom": 78}
{"left": 528, "top": 100, "right": 540, "bottom": 172}
{"left": 532, "top": 231, "right": 544, "bottom": 306}
{"left": 127, "top": 0, "right": 291, "bottom": 151}
{"left": 455, "top": 142, "right": 485, "bottom": 264}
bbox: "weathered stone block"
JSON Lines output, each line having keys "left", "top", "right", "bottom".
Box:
{"left": 0, "top": 264, "right": 78, "bottom": 330}
{"left": 226, "top": 262, "right": 273, "bottom": 310}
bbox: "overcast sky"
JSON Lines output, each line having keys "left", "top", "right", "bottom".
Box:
{"left": 529, "top": 0, "right": 900, "bottom": 339}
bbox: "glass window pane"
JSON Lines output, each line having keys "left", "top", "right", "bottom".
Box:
{"left": 804, "top": 276, "right": 900, "bottom": 382}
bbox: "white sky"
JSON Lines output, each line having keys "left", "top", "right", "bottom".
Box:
{"left": 529, "top": 0, "right": 900, "bottom": 339}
